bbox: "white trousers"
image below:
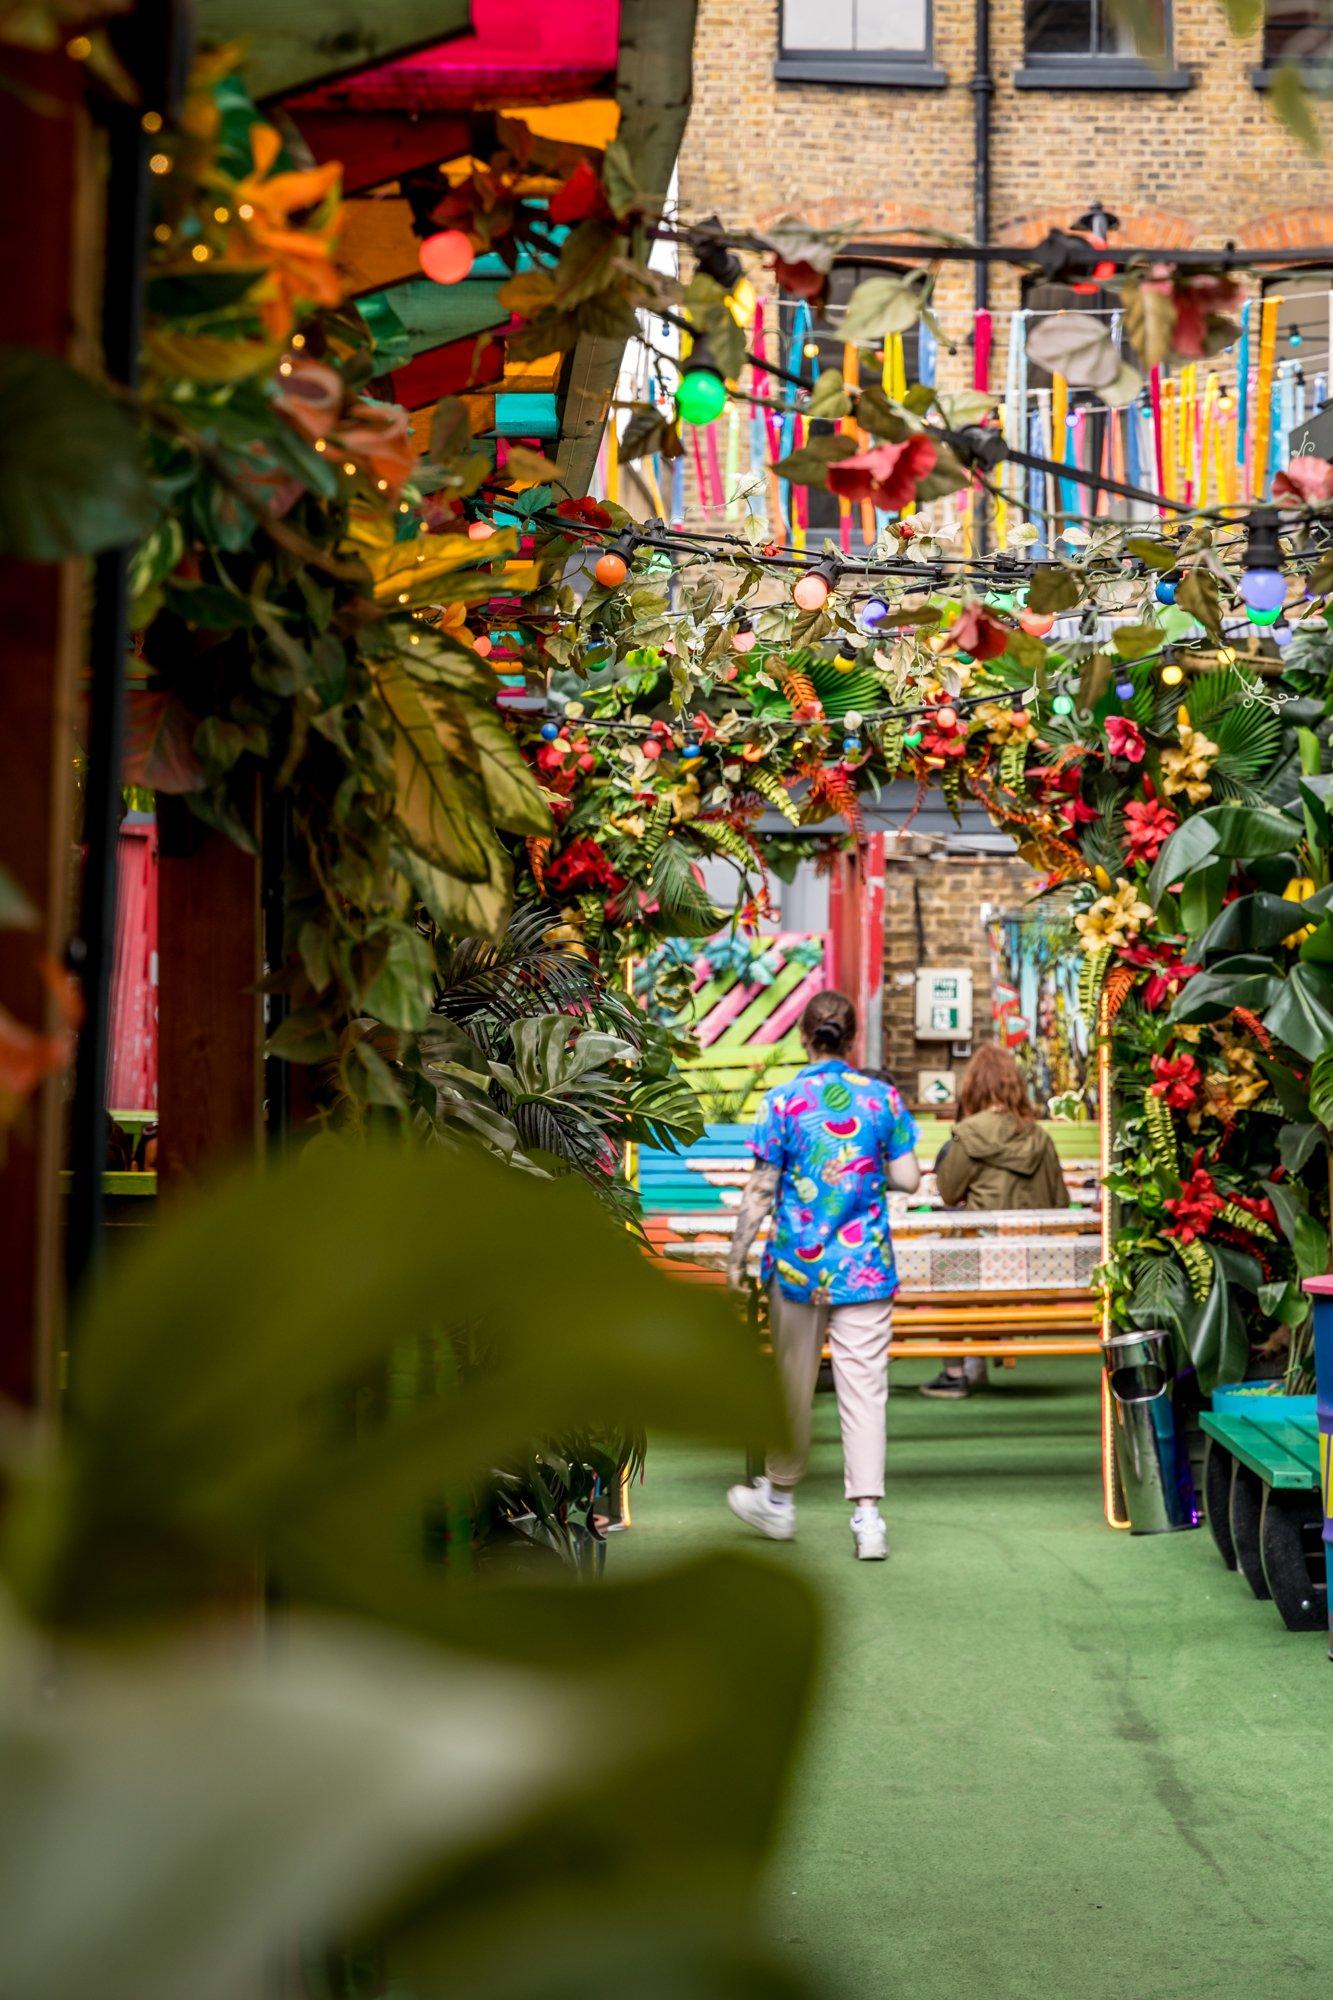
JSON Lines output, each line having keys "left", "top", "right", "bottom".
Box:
{"left": 765, "top": 1284, "right": 893, "bottom": 1501}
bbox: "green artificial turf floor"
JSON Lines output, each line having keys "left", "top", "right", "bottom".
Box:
{"left": 611, "top": 1356, "right": 1333, "bottom": 2000}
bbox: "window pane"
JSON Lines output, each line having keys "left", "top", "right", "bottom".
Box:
{"left": 782, "top": 0, "right": 856, "bottom": 49}
{"left": 855, "top": 0, "right": 928, "bottom": 52}
{"left": 1025, "top": 0, "right": 1094, "bottom": 54}
{"left": 1094, "top": 0, "right": 1165, "bottom": 53}
{"left": 1264, "top": 0, "right": 1333, "bottom": 65}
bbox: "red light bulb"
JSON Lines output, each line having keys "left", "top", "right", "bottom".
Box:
{"left": 419, "top": 229, "right": 475, "bottom": 285}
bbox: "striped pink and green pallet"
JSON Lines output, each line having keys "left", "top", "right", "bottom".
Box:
{"left": 680, "top": 932, "right": 831, "bottom": 1123}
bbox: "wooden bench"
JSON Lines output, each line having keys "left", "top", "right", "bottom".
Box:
{"left": 1200, "top": 1403, "right": 1326, "bottom": 1632}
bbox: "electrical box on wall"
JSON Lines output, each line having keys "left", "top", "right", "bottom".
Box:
{"left": 914, "top": 967, "right": 973, "bottom": 1041}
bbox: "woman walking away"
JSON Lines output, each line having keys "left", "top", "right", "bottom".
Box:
{"left": 725, "top": 992, "right": 921, "bottom": 1561}
{"left": 919, "top": 1042, "right": 1068, "bottom": 1401}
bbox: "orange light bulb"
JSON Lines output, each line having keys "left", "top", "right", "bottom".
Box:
{"left": 419, "top": 229, "right": 475, "bottom": 285}
{"left": 594, "top": 551, "right": 629, "bottom": 588}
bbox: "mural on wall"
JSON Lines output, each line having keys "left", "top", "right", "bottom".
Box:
{"left": 987, "top": 895, "right": 1094, "bottom": 1120}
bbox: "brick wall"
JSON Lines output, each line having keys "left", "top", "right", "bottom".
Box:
{"left": 881, "top": 849, "right": 1033, "bottom": 1103}
{"left": 679, "top": 0, "right": 1333, "bottom": 391}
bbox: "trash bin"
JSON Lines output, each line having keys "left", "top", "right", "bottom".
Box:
{"left": 1105, "top": 1329, "right": 1198, "bottom": 1534}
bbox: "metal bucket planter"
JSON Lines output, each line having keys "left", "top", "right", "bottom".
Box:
{"left": 1104, "top": 1328, "right": 1198, "bottom": 1534}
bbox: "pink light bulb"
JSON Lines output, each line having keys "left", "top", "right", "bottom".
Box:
{"left": 419, "top": 229, "right": 475, "bottom": 285}
{"left": 731, "top": 623, "right": 757, "bottom": 653}
{"left": 792, "top": 572, "right": 830, "bottom": 612}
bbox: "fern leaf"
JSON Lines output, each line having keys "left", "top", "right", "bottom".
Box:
{"left": 879, "top": 718, "right": 905, "bottom": 782}
{"left": 999, "top": 741, "right": 1027, "bottom": 791}
{"left": 1102, "top": 963, "right": 1137, "bottom": 1024}
{"left": 640, "top": 796, "right": 672, "bottom": 863}
{"left": 746, "top": 766, "right": 800, "bottom": 824}
{"left": 695, "top": 818, "right": 759, "bottom": 870}
{"left": 1078, "top": 945, "right": 1113, "bottom": 1031}
{"left": 1217, "top": 1198, "right": 1277, "bottom": 1240}
{"left": 1143, "top": 1088, "right": 1179, "bottom": 1173}
{"left": 1178, "top": 1238, "right": 1214, "bottom": 1303}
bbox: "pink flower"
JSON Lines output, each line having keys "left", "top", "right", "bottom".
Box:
{"left": 947, "top": 601, "right": 1010, "bottom": 661}
{"left": 1142, "top": 267, "right": 1241, "bottom": 360}
{"left": 1105, "top": 716, "right": 1146, "bottom": 765}
{"left": 826, "top": 434, "right": 938, "bottom": 513}
{"left": 1274, "top": 455, "right": 1333, "bottom": 507}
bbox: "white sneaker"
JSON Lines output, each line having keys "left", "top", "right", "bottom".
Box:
{"left": 726, "top": 1478, "right": 796, "bottom": 1541}
{"left": 851, "top": 1509, "right": 889, "bottom": 1561}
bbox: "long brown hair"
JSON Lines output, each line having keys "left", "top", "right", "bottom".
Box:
{"left": 957, "top": 1043, "right": 1038, "bottom": 1123}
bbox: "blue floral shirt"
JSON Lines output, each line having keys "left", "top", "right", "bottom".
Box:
{"left": 750, "top": 1059, "right": 918, "bottom": 1304}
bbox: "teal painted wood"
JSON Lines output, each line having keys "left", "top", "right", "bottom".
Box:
{"left": 492, "top": 392, "right": 559, "bottom": 436}
{"left": 1200, "top": 1412, "right": 1320, "bottom": 1488}
{"left": 360, "top": 277, "right": 512, "bottom": 356}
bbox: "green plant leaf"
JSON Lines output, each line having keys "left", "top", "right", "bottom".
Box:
{"left": 1193, "top": 891, "right": 1317, "bottom": 959}
{"left": 449, "top": 697, "right": 552, "bottom": 840}
{"left": 1146, "top": 814, "right": 1220, "bottom": 902}
{"left": 1180, "top": 1244, "right": 1248, "bottom": 1392}
{"left": 838, "top": 271, "right": 931, "bottom": 344}
{"left": 0, "top": 345, "right": 156, "bottom": 560}
{"left": 771, "top": 433, "right": 857, "bottom": 488}
{"left": 1174, "top": 566, "right": 1223, "bottom": 640}
{"left": 1025, "top": 565, "right": 1083, "bottom": 615}
{"left": 1264, "top": 959, "right": 1333, "bottom": 1061}
{"left": 376, "top": 664, "right": 491, "bottom": 883}
{"left": 1168, "top": 954, "right": 1283, "bottom": 1022}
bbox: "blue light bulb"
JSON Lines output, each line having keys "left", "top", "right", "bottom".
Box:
{"left": 1273, "top": 623, "right": 1295, "bottom": 649}
{"left": 842, "top": 736, "right": 861, "bottom": 757}
{"left": 1240, "top": 566, "right": 1287, "bottom": 613}
{"left": 540, "top": 722, "right": 560, "bottom": 741}
{"left": 1155, "top": 576, "right": 1178, "bottom": 606}
{"left": 1115, "top": 678, "right": 1136, "bottom": 701}
{"left": 862, "top": 596, "right": 889, "bottom": 630}
{"left": 682, "top": 741, "right": 703, "bottom": 760}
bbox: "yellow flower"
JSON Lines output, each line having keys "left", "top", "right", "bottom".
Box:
{"left": 667, "top": 775, "right": 702, "bottom": 824}
{"left": 1074, "top": 877, "right": 1154, "bottom": 955}
{"left": 976, "top": 701, "right": 1035, "bottom": 747}
{"left": 1159, "top": 720, "right": 1219, "bottom": 805}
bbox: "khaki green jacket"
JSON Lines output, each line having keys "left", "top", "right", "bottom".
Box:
{"left": 935, "top": 1110, "right": 1069, "bottom": 1212}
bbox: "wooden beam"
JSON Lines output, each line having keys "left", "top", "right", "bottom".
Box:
{"left": 156, "top": 800, "right": 264, "bottom": 1194}
{"left": 195, "top": 0, "right": 472, "bottom": 103}
{"left": 0, "top": 52, "right": 96, "bottom": 1406}
{"left": 284, "top": 110, "right": 473, "bottom": 195}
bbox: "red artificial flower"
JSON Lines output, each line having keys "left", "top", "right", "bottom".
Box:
{"left": 547, "top": 158, "right": 613, "bottom": 225}
{"left": 1163, "top": 1156, "right": 1224, "bottom": 1243}
{"left": 826, "top": 434, "right": 938, "bottom": 513}
{"left": 1124, "top": 794, "right": 1178, "bottom": 865}
{"left": 1273, "top": 455, "right": 1333, "bottom": 507}
{"left": 1059, "top": 795, "right": 1100, "bottom": 828}
{"left": 919, "top": 727, "right": 968, "bottom": 762}
{"left": 1117, "top": 939, "right": 1199, "bottom": 1011}
{"left": 1105, "top": 715, "right": 1146, "bottom": 765}
{"left": 555, "top": 495, "right": 613, "bottom": 532}
{"left": 1149, "top": 1051, "right": 1203, "bottom": 1111}
{"left": 771, "top": 255, "right": 827, "bottom": 303}
{"left": 1141, "top": 266, "right": 1242, "bottom": 360}
{"left": 544, "top": 836, "right": 625, "bottom": 897}
{"left": 947, "top": 602, "right": 1010, "bottom": 661}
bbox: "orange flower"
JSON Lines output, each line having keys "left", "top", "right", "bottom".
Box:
{"left": 229, "top": 124, "right": 343, "bottom": 341}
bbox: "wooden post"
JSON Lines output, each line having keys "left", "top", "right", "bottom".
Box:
{"left": 156, "top": 798, "right": 265, "bottom": 1193}
{"left": 0, "top": 54, "right": 96, "bottom": 1406}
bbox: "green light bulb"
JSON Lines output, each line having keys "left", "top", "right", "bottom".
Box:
{"left": 903, "top": 728, "right": 923, "bottom": 747}
{"left": 1052, "top": 693, "right": 1074, "bottom": 716}
{"left": 676, "top": 364, "right": 728, "bottom": 426}
{"left": 1246, "top": 602, "right": 1282, "bottom": 626}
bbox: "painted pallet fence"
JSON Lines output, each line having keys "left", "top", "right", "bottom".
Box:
{"left": 674, "top": 932, "right": 830, "bottom": 1123}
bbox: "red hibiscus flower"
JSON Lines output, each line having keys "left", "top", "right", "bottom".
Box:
{"left": 1163, "top": 1157, "right": 1224, "bottom": 1243}
{"left": 555, "top": 495, "right": 613, "bottom": 532}
{"left": 1118, "top": 940, "right": 1200, "bottom": 1011}
{"left": 1059, "top": 795, "right": 1099, "bottom": 828}
{"left": 920, "top": 727, "right": 968, "bottom": 762}
{"left": 1230, "top": 1192, "right": 1280, "bottom": 1234}
{"left": 1105, "top": 716, "right": 1146, "bottom": 765}
{"left": 947, "top": 602, "right": 1010, "bottom": 661}
{"left": 547, "top": 158, "right": 613, "bottom": 225}
{"left": 1149, "top": 1051, "right": 1202, "bottom": 1110}
{"left": 826, "top": 434, "right": 938, "bottom": 513}
{"left": 544, "top": 836, "right": 624, "bottom": 897}
{"left": 1124, "top": 795, "right": 1179, "bottom": 866}
{"left": 1273, "top": 455, "right": 1333, "bottom": 507}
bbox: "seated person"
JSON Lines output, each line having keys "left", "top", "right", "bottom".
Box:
{"left": 919, "top": 1043, "right": 1068, "bottom": 1401}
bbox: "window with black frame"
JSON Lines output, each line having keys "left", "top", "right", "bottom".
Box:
{"left": 1019, "top": 0, "right": 1184, "bottom": 83}
{"left": 776, "top": 260, "right": 921, "bottom": 541}
{"left": 776, "top": 0, "right": 944, "bottom": 85}
{"left": 1261, "top": 0, "right": 1333, "bottom": 69}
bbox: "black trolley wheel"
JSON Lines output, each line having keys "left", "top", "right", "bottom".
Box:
{"left": 1203, "top": 1438, "right": 1237, "bottom": 1570}
{"left": 1259, "top": 1485, "right": 1328, "bottom": 1632}
{"left": 1229, "top": 1459, "right": 1270, "bottom": 1599}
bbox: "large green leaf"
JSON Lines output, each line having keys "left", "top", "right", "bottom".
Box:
{"left": 1146, "top": 814, "right": 1220, "bottom": 903}
{"left": 0, "top": 345, "right": 156, "bottom": 560}
{"left": 6, "top": 1140, "right": 771, "bottom": 1625}
{"left": 377, "top": 664, "right": 491, "bottom": 883}
{"left": 1262, "top": 960, "right": 1333, "bottom": 1062}
{"left": 1193, "top": 890, "right": 1329, "bottom": 960}
{"left": 456, "top": 698, "right": 552, "bottom": 839}
{"left": 1168, "top": 955, "right": 1283, "bottom": 1023}
{"left": 1181, "top": 1245, "right": 1248, "bottom": 1393}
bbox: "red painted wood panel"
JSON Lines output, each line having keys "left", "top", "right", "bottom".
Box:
{"left": 289, "top": 111, "right": 473, "bottom": 194}
{"left": 388, "top": 333, "right": 506, "bottom": 408}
